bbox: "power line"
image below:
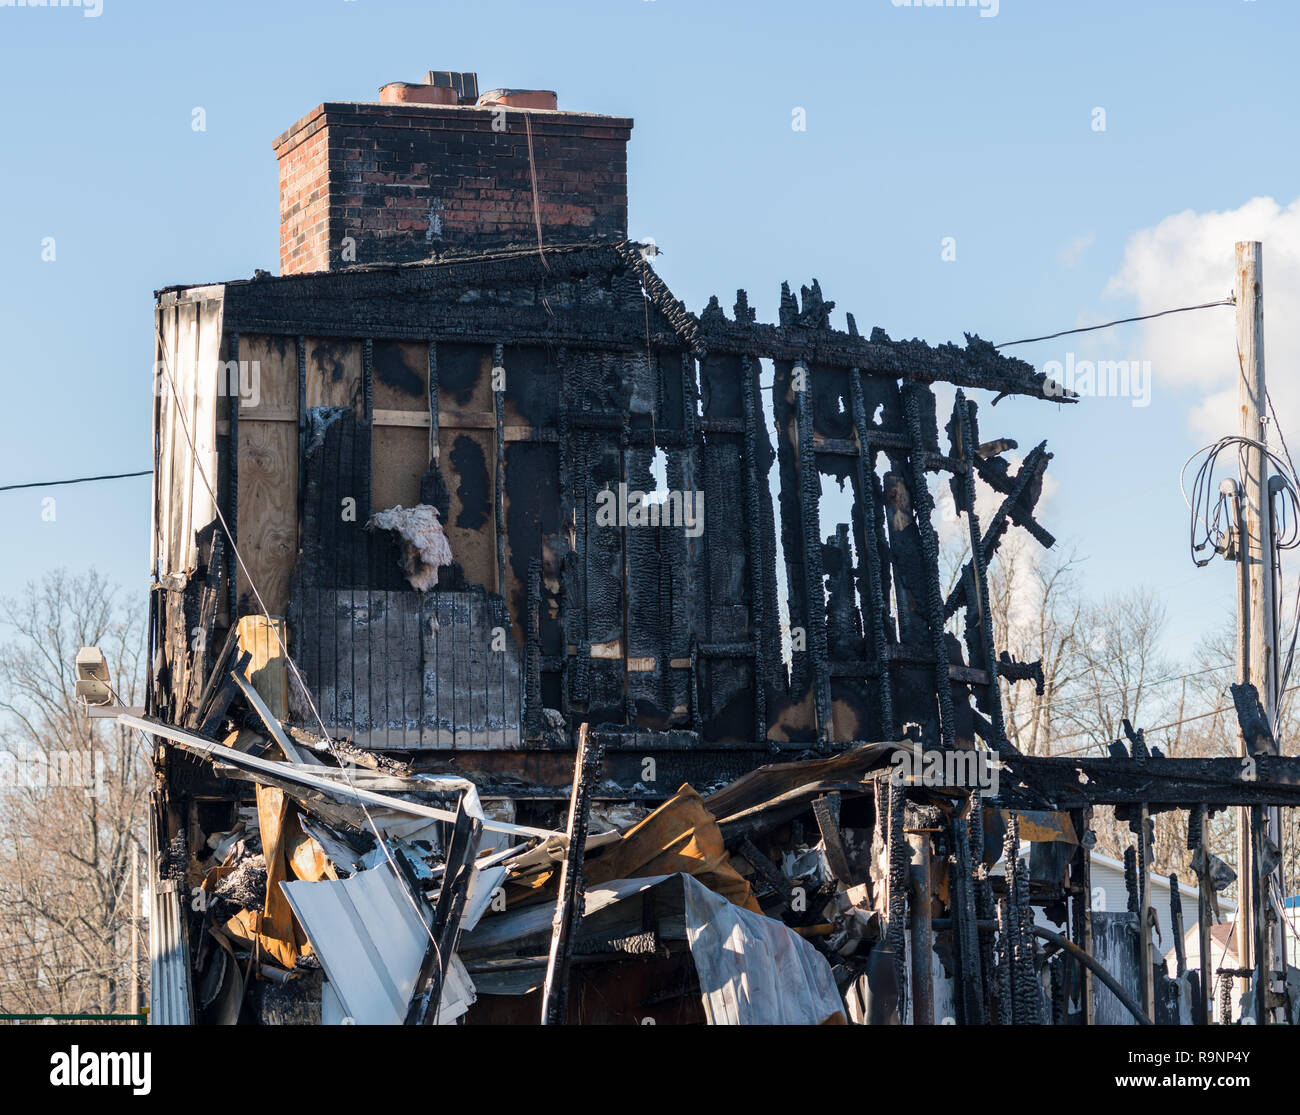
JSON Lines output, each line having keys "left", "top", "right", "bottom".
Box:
{"left": 0, "top": 471, "right": 150, "bottom": 494}
{"left": 1046, "top": 684, "right": 1300, "bottom": 757}
{"left": 1039, "top": 660, "right": 1231, "bottom": 713}
{"left": 995, "top": 298, "right": 1235, "bottom": 350}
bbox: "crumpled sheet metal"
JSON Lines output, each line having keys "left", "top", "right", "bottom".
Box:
{"left": 998, "top": 808, "right": 1078, "bottom": 846}
{"left": 584, "top": 784, "right": 760, "bottom": 912}
{"left": 506, "top": 784, "right": 759, "bottom": 912}
{"left": 282, "top": 862, "right": 475, "bottom": 1025}
{"left": 681, "top": 873, "right": 845, "bottom": 1025}
{"left": 464, "top": 873, "right": 844, "bottom": 1025}
{"left": 703, "top": 742, "right": 902, "bottom": 824}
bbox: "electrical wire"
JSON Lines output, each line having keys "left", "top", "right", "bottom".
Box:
{"left": 995, "top": 298, "right": 1235, "bottom": 349}
{"left": 1046, "top": 684, "right": 1300, "bottom": 756}
{"left": 0, "top": 470, "right": 150, "bottom": 493}
{"left": 1181, "top": 436, "right": 1300, "bottom": 567}
{"left": 1040, "top": 660, "right": 1231, "bottom": 713}
{"left": 1266, "top": 390, "right": 1300, "bottom": 702}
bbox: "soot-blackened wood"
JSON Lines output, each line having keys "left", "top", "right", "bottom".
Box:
{"left": 300, "top": 406, "right": 370, "bottom": 590}
{"left": 296, "top": 336, "right": 307, "bottom": 539}
{"left": 624, "top": 442, "right": 667, "bottom": 727}
{"left": 795, "top": 363, "right": 833, "bottom": 746}
{"left": 951, "top": 812, "right": 986, "bottom": 1024}
{"left": 740, "top": 356, "right": 773, "bottom": 742}
{"left": 812, "top": 794, "right": 854, "bottom": 884}
{"left": 408, "top": 797, "right": 482, "bottom": 1025}
{"left": 825, "top": 524, "right": 872, "bottom": 741}
{"left": 493, "top": 343, "right": 507, "bottom": 596}
{"left": 582, "top": 416, "right": 626, "bottom": 725}
{"left": 664, "top": 431, "right": 698, "bottom": 728}
{"left": 772, "top": 359, "right": 810, "bottom": 710}
{"left": 1002, "top": 753, "right": 1300, "bottom": 808}
{"left": 944, "top": 443, "right": 1054, "bottom": 622}
{"left": 951, "top": 393, "right": 1007, "bottom": 745}
{"left": 542, "top": 724, "right": 604, "bottom": 1026}
{"left": 848, "top": 369, "right": 896, "bottom": 740}
{"left": 525, "top": 559, "right": 543, "bottom": 738}
{"left": 881, "top": 433, "right": 940, "bottom": 751}
{"left": 902, "top": 383, "right": 956, "bottom": 751}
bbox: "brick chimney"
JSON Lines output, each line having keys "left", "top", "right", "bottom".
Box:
{"left": 273, "top": 71, "right": 632, "bottom": 274}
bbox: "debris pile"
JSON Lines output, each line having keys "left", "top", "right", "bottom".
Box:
{"left": 144, "top": 640, "right": 1143, "bottom": 1027}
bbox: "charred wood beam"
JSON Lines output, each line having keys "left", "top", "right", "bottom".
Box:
{"left": 886, "top": 781, "right": 909, "bottom": 1019}
{"left": 1001, "top": 815, "right": 1031, "bottom": 1022}
{"left": 812, "top": 794, "right": 854, "bottom": 885}
{"left": 197, "top": 650, "right": 250, "bottom": 738}
{"left": 943, "top": 442, "right": 1054, "bottom": 620}
{"left": 1191, "top": 805, "right": 1213, "bottom": 1024}
{"left": 740, "top": 356, "right": 770, "bottom": 743}
{"left": 221, "top": 242, "right": 1063, "bottom": 399}
{"left": 951, "top": 811, "right": 986, "bottom": 1025}
{"left": 903, "top": 384, "right": 956, "bottom": 750}
{"left": 493, "top": 342, "right": 507, "bottom": 597}
{"left": 971, "top": 810, "right": 998, "bottom": 1024}
{"left": 1250, "top": 803, "right": 1270, "bottom": 1025}
{"left": 971, "top": 449, "right": 1057, "bottom": 550}
{"left": 695, "top": 321, "right": 1065, "bottom": 402}
{"left": 1170, "top": 872, "right": 1187, "bottom": 977}
{"left": 525, "top": 559, "right": 543, "bottom": 739}
{"left": 952, "top": 392, "right": 1006, "bottom": 745}
{"left": 1132, "top": 806, "right": 1155, "bottom": 1020}
{"left": 407, "top": 797, "right": 482, "bottom": 1025}
{"left": 186, "top": 620, "right": 240, "bottom": 732}
{"left": 849, "top": 367, "right": 895, "bottom": 738}
{"left": 794, "top": 364, "right": 833, "bottom": 749}
{"left": 1069, "top": 809, "right": 1094, "bottom": 1025}
{"left": 738, "top": 837, "right": 792, "bottom": 909}
{"left": 541, "top": 724, "right": 603, "bottom": 1026}
{"left": 907, "top": 826, "right": 934, "bottom": 1025}
{"left": 1001, "top": 753, "right": 1300, "bottom": 808}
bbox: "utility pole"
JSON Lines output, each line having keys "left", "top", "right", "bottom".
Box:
{"left": 1233, "top": 240, "right": 1284, "bottom": 1022}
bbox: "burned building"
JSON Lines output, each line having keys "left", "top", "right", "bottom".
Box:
{"left": 139, "top": 73, "right": 1300, "bottom": 1026}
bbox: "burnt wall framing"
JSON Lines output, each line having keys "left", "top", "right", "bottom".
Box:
{"left": 154, "top": 242, "right": 1067, "bottom": 794}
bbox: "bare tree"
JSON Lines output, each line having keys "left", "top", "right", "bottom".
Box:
{"left": 991, "top": 543, "right": 1084, "bottom": 757}
{"left": 0, "top": 570, "right": 148, "bottom": 1015}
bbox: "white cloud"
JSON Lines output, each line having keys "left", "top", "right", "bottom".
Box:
{"left": 1104, "top": 196, "right": 1300, "bottom": 441}
{"left": 1060, "top": 230, "right": 1095, "bottom": 269}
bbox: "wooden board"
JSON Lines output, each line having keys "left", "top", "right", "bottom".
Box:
{"left": 439, "top": 427, "right": 496, "bottom": 586}
{"left": 372, "top": 340, "right": 429, "bottom": 412}
{"left": 237, "top": 615, "right": 289, "bottom": 721}
{"left": 236, "top": 335, "right": 299, "bottom": 616}
{"left": 305, "top": 337, "right": 362, "bottom": 411}
{"left": 373, "top": 424, "right": 426, "bottom": 511}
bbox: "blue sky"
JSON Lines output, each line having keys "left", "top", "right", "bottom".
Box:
{"left": 1, "top": 0, "right": 1296, "bottom": 659}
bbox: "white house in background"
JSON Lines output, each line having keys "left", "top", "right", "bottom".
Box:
{"left": 999, "top": 844, "right": 1234, "bottom": 963}
{"left": 1088, "top": 848, "right": 1247, "bottom": 1023}
{"left": 1085, "top": 849, "right": 1236, "bottom": 977}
